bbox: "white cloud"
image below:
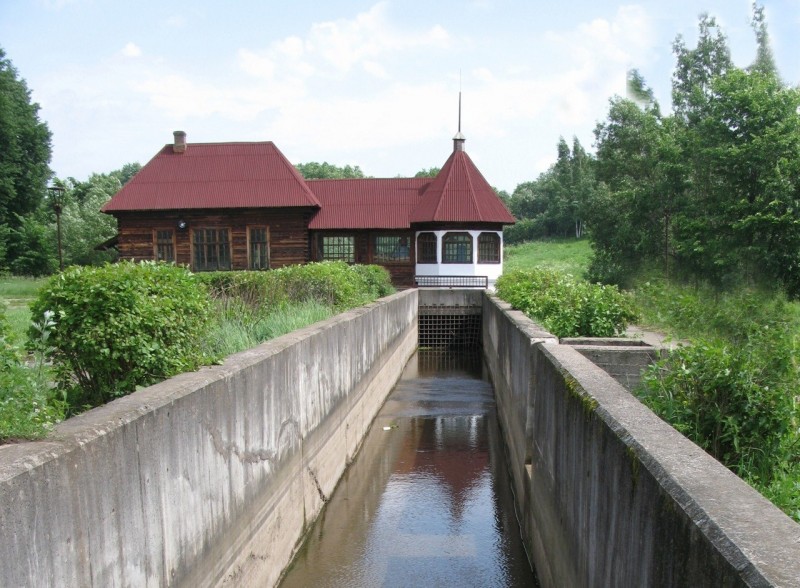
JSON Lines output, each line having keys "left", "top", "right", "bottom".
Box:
{"left": 121, "top": 42, "right": 142, "bottom": 58}
{"left": 306, "top": 2, "right": 450, "bottom": 74}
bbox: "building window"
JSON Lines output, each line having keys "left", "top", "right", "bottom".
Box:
{"left": 478, "top": 232, "right": 501, "bottom": 263}
{"left": 248, "top": 226, "right": 269, "bottom": 270}
{"left": 193, "top": 228, "right": 231, "bottom": 271}
{"left": 374, "top": 235, "right": 410, "bottom": 263}
{"left": 320, "top": 235, "right": 355, "bottom": 263}
{"left": 442, "top": 232, "right": 473, "bottom": 264}
{"left": 154, "top": 229, "right": 175, "bottom": 262}
{"left": 417, "top": 232, "right": 437, "bottom": 264}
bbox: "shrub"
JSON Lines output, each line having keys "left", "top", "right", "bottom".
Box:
{"left": 350, "top": 264, "right": 395, "bottom": 298}
{"left": 495, "top": 268, "right": 637, "bottom": 337}
{"left": 30, "top": 261, "right": 213, "bottom": 408}
{"left": 198, "top": 262, "right": 394, "bottom": 312}
{"left": 638, "top": 332, "right": 796, "bottom": 482}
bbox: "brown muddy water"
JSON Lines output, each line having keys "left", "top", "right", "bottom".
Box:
{"left": 279, "top": 350, "right": 538, "bottom": 587}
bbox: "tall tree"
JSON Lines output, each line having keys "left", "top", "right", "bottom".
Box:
{"left": 0, "top": 47, "right": 52, "bottom": 227}
{"left": 53, "top": 163, "right": 141, "bottom": 267}
{"left": 505, "top": 136, "right": 596, "bottom": 244}
{"left": 748, "top": 3, "right": 778, "bottom": 78}
{"left": 671, "top": 14, "right": 733, "bottom": 124}
{"left": 679, "top": 69, "right": 800, "bottom": 293}
{"left": 591, "top": 95, "right": 686, "bottom": 281}
{"left": 414, "top": 167, "right": 440, "bottom": 178}
{"left": 626, "top": 68, "right": 655, "bottom": 109}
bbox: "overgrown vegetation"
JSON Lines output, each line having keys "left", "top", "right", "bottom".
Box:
{"left": 633, "top": 281, "right": 800, "bottom": 521}
{"left": 0, "top": 304, "right": 63, "bottom": 442}
{"left": 501, "top": 241, "right": 800, "bottom": 521}
{"left": 495, "top": 268, "right": 637, "bottom": 337}
{"left": 495, "top": 5, "right": 800, "bottom": 520}
{"left": 199, "top": 261, "right": 393, "bottom": 357}
{"left": 1, "top": 261, "right": 393, "bottom": 443}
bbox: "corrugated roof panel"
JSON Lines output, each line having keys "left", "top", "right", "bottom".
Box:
{"left": 308, "top": 178, "right": 430, "bottom": 229}
{"left": 410, "top": 150, "right": 515, "bottom": 224}
{"left": 102, "top": 142, "right": 320, "bottom": 212}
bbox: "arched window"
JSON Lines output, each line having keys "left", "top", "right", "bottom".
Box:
{"left": 417, "top": 232, "right": 437, "bottom": 264}
{"left": 442, "top": 232, "right": 473, "bottom": 264}
{"left": 478, "top": 232, "right": 500, "bottom": 263}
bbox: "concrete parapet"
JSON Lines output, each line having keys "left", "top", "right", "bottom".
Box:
{"left": 481, "top": 294, "right": 557, "bottom": 548}
{"left": 0, "top": 289, "right": 418, "bottom": 588}
{"left": 483, "top": 293, "right": 800, "bottom": 587}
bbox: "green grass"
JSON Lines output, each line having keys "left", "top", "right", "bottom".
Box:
{"left": 207, "top": 300, "right": 335, "bottom": 358}
{"left": 0, "top": 276, "right": 45, "bottom": 342}
{"left": 504, "top": 239, "right": 592, "bottom": 276}
{"left": 5, "top": 306, "right": 32, "bottom": 342}
{"left": 0, "top": 276, "right": 47, "bottom": 299}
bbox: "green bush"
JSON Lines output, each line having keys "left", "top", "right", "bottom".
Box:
{"left": 198, "top": 262, "right": 394, "bottom": 312}
{"left": 350, "top": 264, "right": 395, "bottom": 298}
{"left": 639, "top": 331, "right": 796, "bottom": 483}
{"left": 495, "top": 268, "right": 637, "bottom": 337}
{"left": 30, "top": 261, "right": 213, "bottom": 408}
{"left": 503, "top": 217, "right": 548, "bottom": 245}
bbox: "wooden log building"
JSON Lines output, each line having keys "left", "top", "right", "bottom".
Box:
{"left": 101, "top": 130, "right": 515, "bottom": 288}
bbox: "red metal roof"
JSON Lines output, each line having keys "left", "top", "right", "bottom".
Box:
{"left": 410, "top": 150, "right": 515, "bottom": 224}
{"left": 101, "top": 142, "right": 320, "bottom": 212}
{"left": 308, "top": 178, "right": 430, "bottom": 229}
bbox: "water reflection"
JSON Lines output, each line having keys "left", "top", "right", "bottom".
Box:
{"left": 279, "top": 350, "right": 537, "bottom": 587}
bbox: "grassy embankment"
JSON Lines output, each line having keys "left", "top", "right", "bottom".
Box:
{"left": 1, "top": 264, "right": 394, "bottom": 443}
{"left": 504, "top": 239, "right": 592, "bottom": 276}
{"left": 502, "top": 239, "right": 800, "bottom": 522}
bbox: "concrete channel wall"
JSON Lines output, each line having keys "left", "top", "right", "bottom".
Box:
{"left": 0, "top": 289, "right": 418, "bottom": 588}
{"left": 483, "top": 293, "right": 800, "bottom": 587}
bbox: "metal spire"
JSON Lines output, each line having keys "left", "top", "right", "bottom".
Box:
{"left": 453, "top": 79, "right": 466, "bottom": 152}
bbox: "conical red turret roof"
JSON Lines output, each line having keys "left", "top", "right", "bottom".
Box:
{"left": 410, "top": 149, "right": 515, "bottom": 224}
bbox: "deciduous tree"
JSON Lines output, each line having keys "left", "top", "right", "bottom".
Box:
{"left": 0, "top": 47, "right": 52, "bottom": 226}
{"left": 295, "top": 161, "right": 365, "bottom": 179}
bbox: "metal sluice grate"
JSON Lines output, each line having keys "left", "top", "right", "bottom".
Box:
{"left": 418, "top": 305, "right": 482, "bottom": 349}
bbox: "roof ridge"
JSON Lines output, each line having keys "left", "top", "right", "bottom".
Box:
{"left": 462, "top": 152, "right": 483, "bottom": 217}
{"left": 161, "top": 140, "right": 278, "bottom": 147}
{"left": 431, "top": 151, "right": 456, "bottom": 220}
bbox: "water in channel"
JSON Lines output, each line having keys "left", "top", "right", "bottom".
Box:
{"left": 279, "top": 350, "right": 538, "bottom": 587}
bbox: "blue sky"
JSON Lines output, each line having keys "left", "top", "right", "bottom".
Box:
{"left": 2, "top": 0, "right": 799, "bottom": 192}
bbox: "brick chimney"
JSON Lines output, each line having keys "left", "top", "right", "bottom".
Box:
{"left": 173, "top": 130, "right": 187, "bottom": 153}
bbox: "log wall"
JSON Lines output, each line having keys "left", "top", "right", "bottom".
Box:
{"left": 112, "top": 208, "right": 314, "bottom": 270}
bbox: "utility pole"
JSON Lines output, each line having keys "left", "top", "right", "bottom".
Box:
{"left": 48, "top": 185, "right": 66, "bottom": 271}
